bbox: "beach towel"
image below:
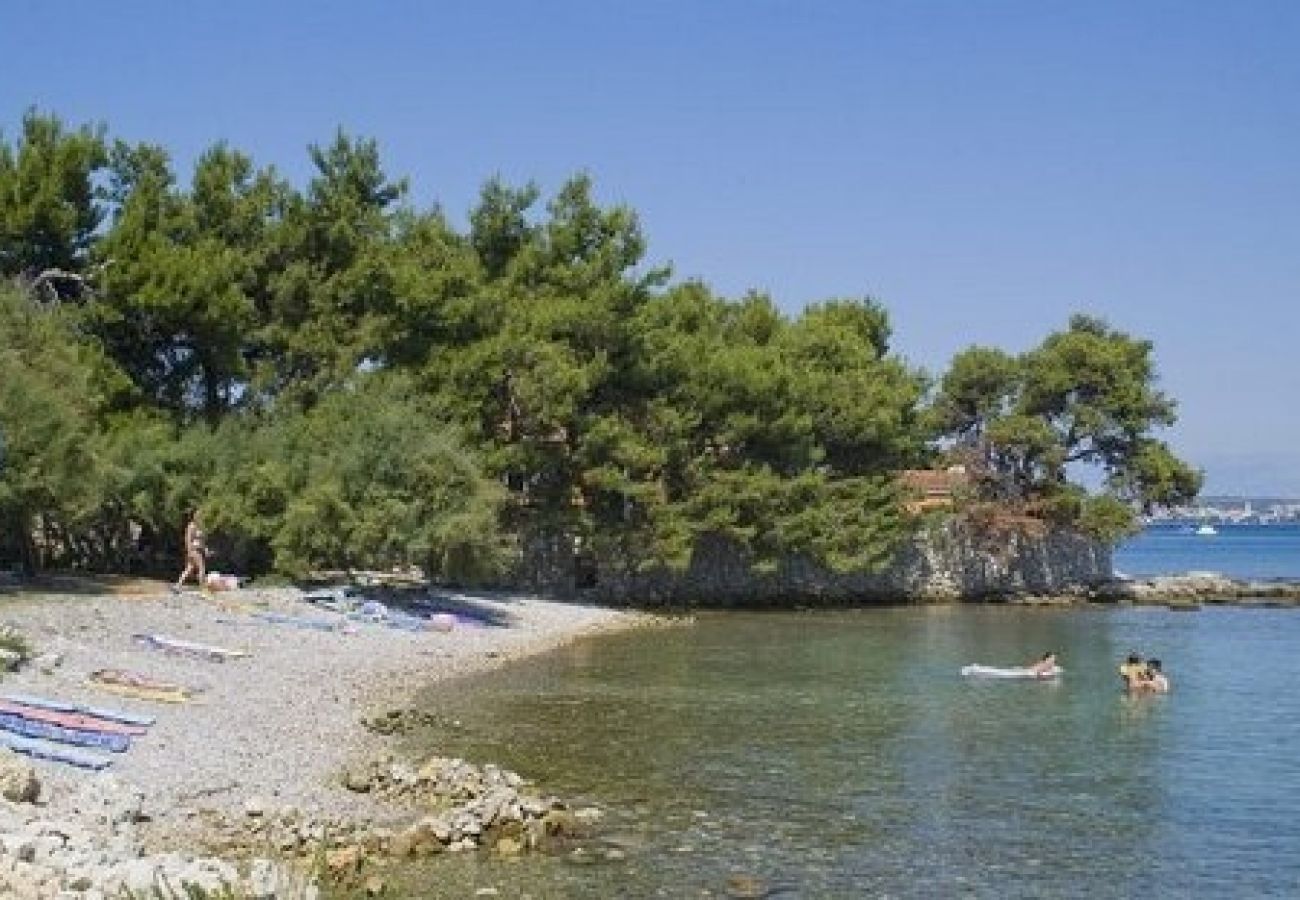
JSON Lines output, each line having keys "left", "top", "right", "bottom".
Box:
{"left": 348, "top": 600, "right": 436, "bottom": 632}
{"left": 253, "top": 612, "right": 353, "bottom": 633}
{"left": 0, "top": 699, "right": 147, "bottom": 737}
{"left": 0, "top": 730, "right": 112, "bottom": 770}
{"left": 0, "top": 711, "right": 130, "bottom": 752}
{"left": 90, "top": 682, "right": 190, "bottom": 704}
{"left": 90, "top": 671, "right": 195, "bottom": 697}
{"left": 0, "top": 692, "right": 155, "bottom": 728}
{"left": 132, "top": 633, "right": 250, "bottom": 661}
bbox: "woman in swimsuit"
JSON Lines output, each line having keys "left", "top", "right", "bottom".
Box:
{"left": 174, "top": 510, "right": 207, "bottom": 592}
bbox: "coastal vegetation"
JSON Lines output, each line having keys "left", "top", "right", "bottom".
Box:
{"left": 0, "top": 110, "right": 1201, "bottom": 584}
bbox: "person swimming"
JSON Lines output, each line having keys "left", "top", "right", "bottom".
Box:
{"left": 1119, "top": 652, "right": 1145, "bottom": 689}
{"left": 1136, "top": 659, "right": 1170, "bottom": 693}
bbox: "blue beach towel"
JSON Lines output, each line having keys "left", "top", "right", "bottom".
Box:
{"left": 253, "top": 612, "right": 351, "bottom": 632}
{"left": 0, "top": 731, "right": 112, "bottom": 770}
{"left": 0, "top": 712, "right": 130, "bottom": 753}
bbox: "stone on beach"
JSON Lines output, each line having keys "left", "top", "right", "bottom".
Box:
{"left": 0, "top": 750, "right": 39, "bottom": 803}
{"left": 0, "top": 582, "right": 647, "bottom": 897}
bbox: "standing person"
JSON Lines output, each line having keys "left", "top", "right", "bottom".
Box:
{"left": 173, "top": 510, "right": 207, "bottom": 592}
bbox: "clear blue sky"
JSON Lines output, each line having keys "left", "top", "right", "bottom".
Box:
{"left": 4, "top": 1, "right": 1298, "bottom": 495}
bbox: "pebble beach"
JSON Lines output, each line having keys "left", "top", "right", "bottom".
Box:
{"left": 0, "top": 580, "right": 650, "bottom": 897}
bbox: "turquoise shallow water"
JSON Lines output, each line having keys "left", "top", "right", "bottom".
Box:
{"left": 404, "top": 606, "right": 1300, "bottom": 898}
{"left": 1115, "top": 523, "right": 1300, "bottom": 579}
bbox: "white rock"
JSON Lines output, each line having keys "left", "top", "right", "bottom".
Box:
{"left": 31, "top": 833, "right": 65, "bottom": 863}
{"left": 247, "top": 858, "right": 280, "bottom": 899}
{"left": 32, "top": 651, "right": 63, "bottom": 672}
{"left": 0, "top": 750, "right": 40, "bottom": 804}
{"left": 115, "top": 857, "right": 161, "bottom": 894}
{"left": 177, "top": 858, "right": 238, "bottom": 894}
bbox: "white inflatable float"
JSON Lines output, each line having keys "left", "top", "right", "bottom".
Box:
{"left": 961, "top": 664, "right": 1062, "bottom": 680}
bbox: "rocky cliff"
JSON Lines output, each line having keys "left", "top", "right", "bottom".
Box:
{"left": 529, "top": 521, "right": 1114, "bottom": 606}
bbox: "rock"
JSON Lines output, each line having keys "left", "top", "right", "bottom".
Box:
{"left": 726, "top": 873, "right": 769, "bottom": 898}
{"left": 247, "top": 858, "right": 280, "bottom": 899}
{"left": 244, "top": 797, "right": 267, "bottom": 817}
{"left": 0, "top": 648, "right": 22, "bottom": 671}
{"left": 343, "top": 767, "right": 373, "bottom": 793}
{"left": 31, "top": 651, "right": 63, "bottom": 672}
{"left": 388, "top": 762, "right": 418, "bottom": 786}
{"left": 0, "top": 750, "right": 40, "bottom": 803}
{"left": 31, "top": 832, "right": 65, "bottom": 862}
{"left": 116, "top": 858, "right": 162, "bottom": 894}
{"left": 416, "top": 759, "right": 445, "bottom": 782}
{"left": 71, "top": 775, "right": 145, "bottom": 826}
{"left": 419, "top": 816, "right": 452, "bottom": 844}
{"left": 178, "top": 858, "right": 239, "bottom": 894}
{"left": 540, "top": 810, "right": 583, "bottom": 839}
{"left": 388, "top": 831, "right": 416, "bottom": 859}
{"left": 574, "top": 806, "right": 604, "bottom": 826}
{"left": 66, "top": 873, "right": 96, "bottom": 891}
{"left": 364, "top": 873, "right": 387, "bottom": 896}
{"left": 494, "top": 836, "right": 523, "bottom": 856}
{"left": 1, "top": 833, "right": 36, "bottom": 861}
{"left": 325, "top": 845, "right": 362, "bottom": 877}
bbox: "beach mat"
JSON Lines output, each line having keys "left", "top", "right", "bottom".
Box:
{"left": 0, "top": 730, "right": 112, "bottom": 770}
{"left": 0, "top": 711, "right": 129, "bottom": 753}
{"left": 90, "top": 669, "right": 194, "bottom": 704}
{"left": 89, "top": 682, "right": 190, "bottom": 704}
{"left": 132, "top": 633, "right": 251, "bottom": 661}
{"left": 0, "top": 699, "right": 147, "bottom": 737}
{"left": 1, "top": 692, "right": 155, "bottom": 728}
{"left": 249, "top": 612, "right": 352, "bottom": 633}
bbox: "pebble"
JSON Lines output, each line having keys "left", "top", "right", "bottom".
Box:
{"left": 0, "top": 585, "right": 643, "bottom": 897}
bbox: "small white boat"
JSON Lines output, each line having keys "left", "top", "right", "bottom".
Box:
{"left": 1196, "top": 523, "right": 1218, "bottom": 536}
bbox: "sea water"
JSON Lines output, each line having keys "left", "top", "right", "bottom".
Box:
{"left": 1115, "top": 522, "right": 1300, "bottom": 580}
{"left": 400, "top": 605, "right": 1300, "bottom": 898}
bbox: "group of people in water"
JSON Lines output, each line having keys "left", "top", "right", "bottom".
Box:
{"left": 1018, "top": 651, "right": 1170, "bottom": 693}
{"left": 1119, "top": 652, "right": 1171, "bottom": 693}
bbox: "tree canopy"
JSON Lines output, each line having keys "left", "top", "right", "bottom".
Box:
{"left": 927, "top": 315, "right": 1202, "bottom": 540}
{"left": 0, "top": 111, "right": 1200, "bottom": 584}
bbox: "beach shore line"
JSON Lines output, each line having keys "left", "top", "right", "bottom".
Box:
{"left": 1094, "top": 572, "right": 1300, "bottom": 604}
{"left": 0, "top": 580, "right": 659, "bottom": 897}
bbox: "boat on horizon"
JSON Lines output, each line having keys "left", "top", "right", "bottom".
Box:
{"left": 1196, "top": 522, "right": 1219, "bottom": 536}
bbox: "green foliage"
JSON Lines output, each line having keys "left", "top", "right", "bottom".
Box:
{"left": 1076, "top": 493, "right": 1142, "bottom": 543}
{"left": 0, "top": 111, "right": 1203, "bottom": 587}
{"left": 0, "top": 627, "right": 32, "bottom": 661}
{"left": 203, "top": 377, "right": 507, "bottom": 583}
{"left": 926, "top": 346, "right": 1018, "bottom": 444}
{"left": 0, "top": 285, "right": 124, "bottom": 569}
{"left": 89, "top": 141, "right": 281, "bottom": 418}
{"left": 0, "top": 109, "right": 107, "bottom": 278}
{"left": 928, "top": 314, "right": 1202, "bottom": 538}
